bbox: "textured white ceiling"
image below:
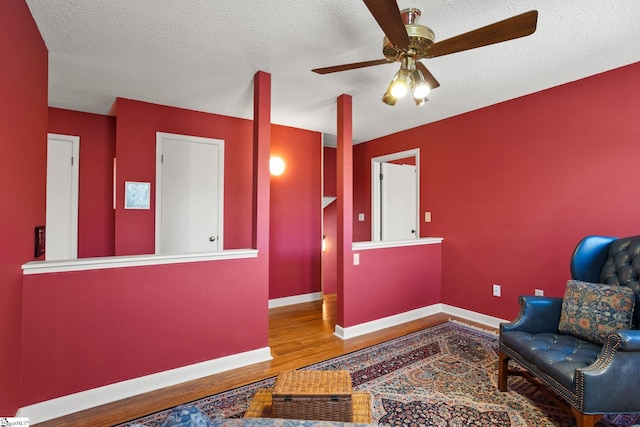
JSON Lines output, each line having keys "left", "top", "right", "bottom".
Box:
{"left": 26, "top": 0, "right": 640, "bottom": 142}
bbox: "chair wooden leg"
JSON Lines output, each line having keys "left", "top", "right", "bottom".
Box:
{"left": 498, "top": 351, "right": 509, "bottom": 392}
{"left": 571, "top": 408, "right": 602, "bottom": 427}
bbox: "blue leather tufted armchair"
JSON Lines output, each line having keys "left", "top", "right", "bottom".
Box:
{"left": 498, "top": 235, "right": 640, "bottom": 427}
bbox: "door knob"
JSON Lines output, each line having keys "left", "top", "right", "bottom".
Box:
{"left": 209, "top": 236, "right": 216, "bottom": 242}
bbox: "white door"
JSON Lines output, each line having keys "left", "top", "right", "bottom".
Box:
{"left": 156, "top": 133, "right": 224, "bottom": 254}
{"left": 46, "top": 134, "right": 80, "bottom": 260}
{"left": 380, "top": 162, "right": 417, "bottom": 241}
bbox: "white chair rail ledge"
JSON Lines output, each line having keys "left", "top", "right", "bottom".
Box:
{"left": 352, "top": 237, "right": 443, "bottom": 251}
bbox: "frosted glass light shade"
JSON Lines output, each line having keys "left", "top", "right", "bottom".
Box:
{"left": 270, "top": 156, "right": 285, "bottom": 176}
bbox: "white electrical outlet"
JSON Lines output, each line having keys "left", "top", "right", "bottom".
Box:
{"left": 353, "top": 253, "right": 360, "bottom": 265}
{"left": 424, "top": 212, "right": 432, "bottom": 222}
{"left": 358, "top": 213, "right": 365, "bottom": 221}
{"left": 493, "top": 284, "right": 501, "bottom": 297}
{"left": 535, "top": 289, "right": 544, "bottom": 296}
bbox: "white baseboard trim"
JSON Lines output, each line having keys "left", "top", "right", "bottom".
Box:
{"left": 269, "top": 292, "right": 323, "bottom": 309}
{"left": 16, "top": 346, "right": 272, "bottom": 425}
{"left": 334, "top": 304, "right": 443, "bottom": 340}
{"left": 441, "top": 304, "right": 509, "bottom": 329}
{"left": 334, "top": 304, "right": 509, "bottom": 340}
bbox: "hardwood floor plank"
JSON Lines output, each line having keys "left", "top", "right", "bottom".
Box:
{"left": 32, "top": 295, "right": 488, "bottom": 426}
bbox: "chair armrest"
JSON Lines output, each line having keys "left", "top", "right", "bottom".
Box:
{"left": 500, "top": 295, "right": 563, "bottom": 335}
{"left": 614, "top": 329, "right": 640, "bottom": 351}
{"left": 578, "top": 330, "right": 640, "bottom": 413}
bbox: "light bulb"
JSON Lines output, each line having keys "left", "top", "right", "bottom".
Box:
{"left": 390, "top": 77, "right": 408, "bottom": 98}
{"left": 388, "top": 69, "right": 409, "bottom": 98}
{"left": 412, "top": 81, "right": 430, "bottom": 98}
{"left": 411, "top": 70, "right": 431, "bottom": 99}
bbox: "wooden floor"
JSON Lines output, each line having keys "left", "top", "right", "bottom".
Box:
{"left": 35, "top": 295, "right": 471, "bottom": 427}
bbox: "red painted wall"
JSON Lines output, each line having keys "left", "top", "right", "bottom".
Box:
{"left": 269, "top": 126, "right": 322, "bottom": 299}
{"left": 354, "top": 62, "right": 640, "bottom": 321}
{"left": 20, "top": 81, "right": 270, "bottom": 405}
{"left": 344, "top": 244, "right": 442, "bottom": 327}
{"left": 0, "top": 0, "right": 48, "bottom": 415}
{"left": 390, "top": 156, "right": 416, "bottom": 165}
{"left": 114, "top": 98, "right": 255, "bottom": 255}
{"left": 48, "top": 108, "right": 116, "bottom": 257}
{"left": 21, "top": 257, "right": 269, "bottom": 405}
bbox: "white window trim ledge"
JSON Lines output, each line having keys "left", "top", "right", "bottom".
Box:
{"left": 22, "top": 249, "right": 259, "bottom": 275}
{"left": 352, "top": 237, "right": 442, "bottom": 251}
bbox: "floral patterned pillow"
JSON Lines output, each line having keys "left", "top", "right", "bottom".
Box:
{"left": 558, "top": 279, "right": 635, "bottom": 344}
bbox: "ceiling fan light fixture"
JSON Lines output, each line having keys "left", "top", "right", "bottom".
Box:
{"left": 313, "top": 5, "right": 538, "bottom": 108}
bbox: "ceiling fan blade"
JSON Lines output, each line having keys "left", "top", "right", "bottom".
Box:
{"left": 416, "top": 61, "right": 440, "bottom": 89}
{"left": 425, "top": 10, "right": 538, "bottom": 58}
{"left": 312, "top": 59, "right": 391, "bottom": 74}
{"left": 363, "top": 0, "right": 410, "bottom": 50}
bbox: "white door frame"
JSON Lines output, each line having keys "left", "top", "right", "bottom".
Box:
{"left": 155, "top": 132, "right": 225, "bottom": 254}
{"left": 371, "top": 148, "right": 420, "bottom": 242}
{"left": 46, "top": 133, "right": 80, "bottom": 260}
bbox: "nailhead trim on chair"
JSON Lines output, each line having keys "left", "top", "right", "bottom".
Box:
{"left": 584, "top": 334, "right": 621, "bottom": 373}
{"left": 575, "top": 374, "right": 584, "bottom": 411}
{"left": 575, "top": 334, "right": 622, "bottom": 411}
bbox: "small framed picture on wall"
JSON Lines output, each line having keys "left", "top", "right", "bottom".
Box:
{"left": 124, "top": 181, "right": 151, "bottom": 209}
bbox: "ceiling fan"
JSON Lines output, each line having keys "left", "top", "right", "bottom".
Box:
{"left": 312, "top": 0, "right": 538, "bottom": 106}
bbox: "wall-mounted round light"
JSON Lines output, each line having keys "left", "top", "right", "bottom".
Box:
{"left": 270, "top": 156, "right": 285, "bottom": 176}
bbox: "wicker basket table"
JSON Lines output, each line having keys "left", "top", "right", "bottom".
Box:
{"left": 271, "top": 370, "right": 353, "bottom": 421}
{"left": 244, "top": 389, "right": 371, "bottom": 423}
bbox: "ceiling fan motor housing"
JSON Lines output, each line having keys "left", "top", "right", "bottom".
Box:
{"left": 383, "top": 8, "right": 435, "bottom": 62}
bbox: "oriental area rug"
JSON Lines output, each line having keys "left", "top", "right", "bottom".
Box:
{"left": 119, "top": 322, "right": 639, "bottom": 426}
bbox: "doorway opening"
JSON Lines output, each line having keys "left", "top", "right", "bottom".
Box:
{"left": 371, "top": 148, "right": 420, "bottom": 242}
